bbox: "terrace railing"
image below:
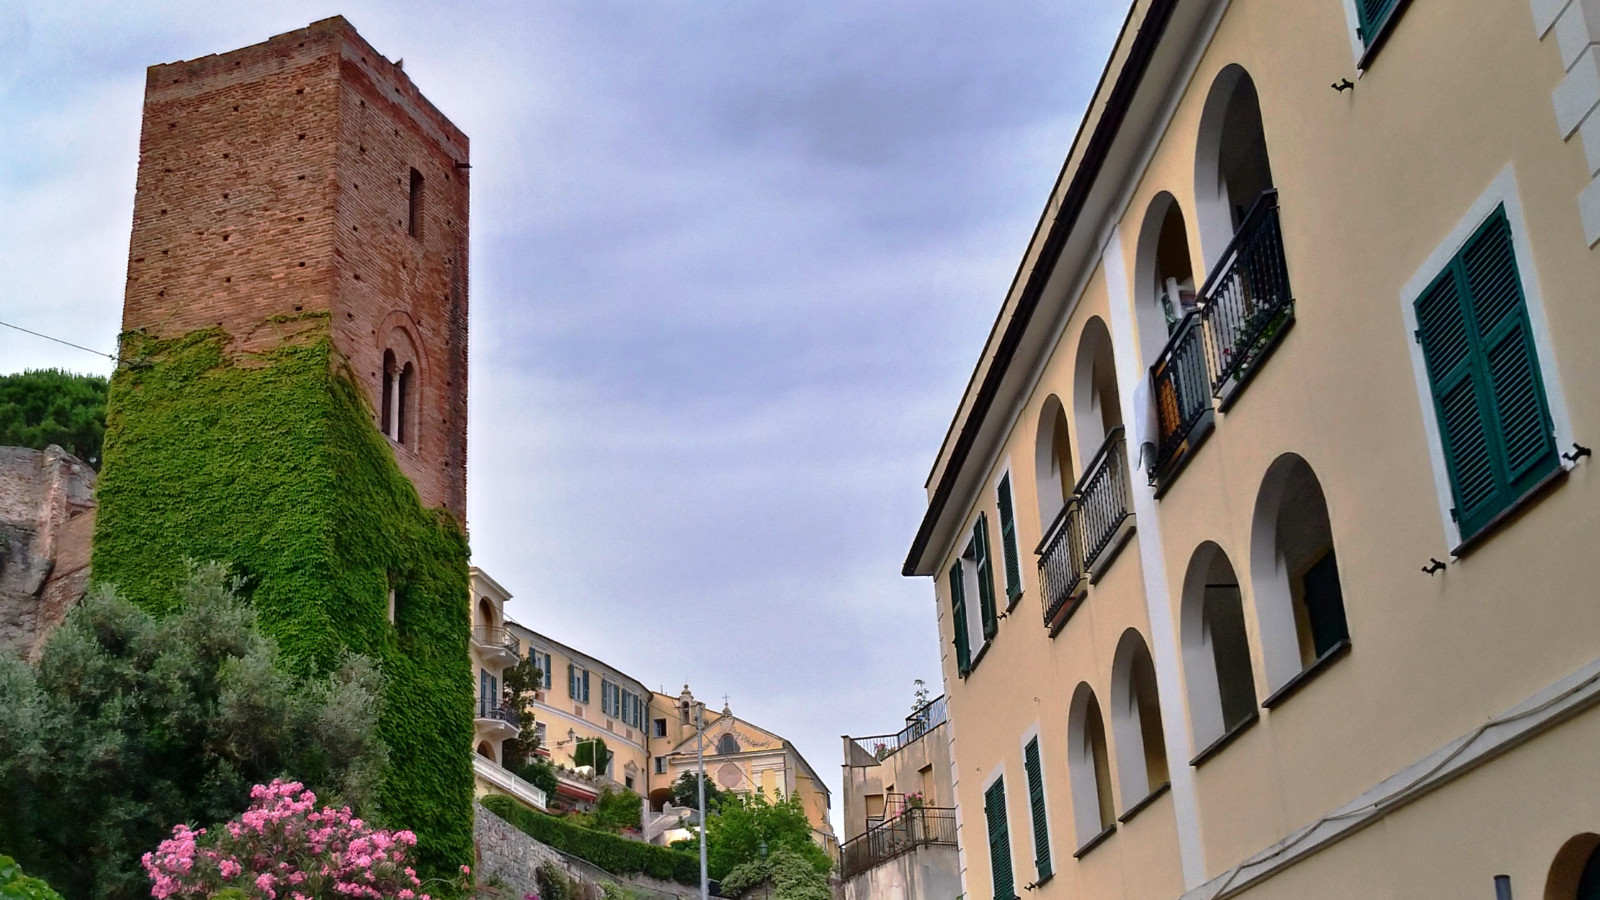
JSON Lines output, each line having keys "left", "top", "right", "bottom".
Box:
{"left": 840, "top": 807, "right": 957, "bottom": 879}
{"left": 846, "top": 696, "right": 948, "bottom": 762}
{"left": 1198, "top": 190, "right": 1294, "bottom": 399}
{"left": 1036, "top": 496, "right": 1086, "bottom": 629}
{"left": 1076, "top": 426, "right": 1133, "bottom": 572}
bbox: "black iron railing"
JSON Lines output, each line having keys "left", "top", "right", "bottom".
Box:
{"left": 840, "top": 807, "right": 957, "bottom": 879}
{"left": 1148, "top": 310, "right": 1209, "bottom": 484}
{"left": 846, "top": 696, "right": 948, "bottom": 761}
{"left": 1077, "top": 426, "right": 1133, "bottom": 571}
{"left": 477, "top": 698, "right": 520, "bottom": 727}
{"left": 1198, "top": 190, "right": 1293, "bottom": 397}
{"left": 1036, "top": 496, "right": 1086, "bottom": 628}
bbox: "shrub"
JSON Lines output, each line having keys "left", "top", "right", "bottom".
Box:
{"left": 0, "top": 567, "right": 388, "bottom": 900}
{"left": 0, "top": 855, "right": 64, "bottom": 900}
{"left": 141, "top": 779, "right": 460, "bottom": 900}
{"left": 479, "top": 796, "right": 698, "bottom": 885}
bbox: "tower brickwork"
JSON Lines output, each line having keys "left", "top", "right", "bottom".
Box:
{"left": 96, "top": 18, "right": 475, "bottom": 872}
{"left": 124, "top": 16, "right": 468, "bottom": 518}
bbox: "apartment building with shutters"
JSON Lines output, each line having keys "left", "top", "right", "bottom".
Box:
{"left": 902, "top": 1, "right": 1600, "bottom": 899}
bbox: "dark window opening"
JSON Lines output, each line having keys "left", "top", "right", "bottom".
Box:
{"left": 408, "top": 168, "right": 424, "bottom": 238}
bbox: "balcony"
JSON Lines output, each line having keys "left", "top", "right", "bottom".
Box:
{"left": 475, "top": 697, "right": 520, "bottom": 742}
{"left": 1038, "top": 427, "right": 1135, "bottom": 633}
{"left": 471, "top": 625, "right": 521, "bottom": 668}
{"left": 839, "top": 806, "right": 957, "bottom": 880}
{"left": 474, "top": 754, "right": 549, "bottom": 811}
{"left": 1147, "top": 190, "right": 1292, "bottom": 491}
{"left": 845, "top": 696, "right": 948, "bottom": 763}
{"left": 1199, "top": 190, "right": 1294, "bottom": 407}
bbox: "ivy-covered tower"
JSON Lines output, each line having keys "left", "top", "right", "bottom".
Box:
{"left": 93, "top": 17, "right": 473, "bottom": 870}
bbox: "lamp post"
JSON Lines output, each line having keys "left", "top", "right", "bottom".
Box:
{"left": 697, "top": 701, "right": 708, "bottom": 900}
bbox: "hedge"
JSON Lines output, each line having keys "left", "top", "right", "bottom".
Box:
{"left": 480, "top": 796, "right": 700, "bottom": 885}
{"left": 92, "top": 323, "right": 474, "bottom": 877}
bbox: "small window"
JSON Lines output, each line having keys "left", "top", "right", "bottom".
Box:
{"left": 1414, "top": 206, "right": 1558, "bottom": 544}
{"left": 408, "top": 168, "right": 424, "bottom": 238}
{"left": 654, "top": 718, "right": 668, "bottom": 738}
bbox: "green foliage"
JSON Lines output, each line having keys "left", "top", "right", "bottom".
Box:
{"left": 574, "top": 736, "right": 610, "bottom": 774}
{"left": 89, "top": 325, "right": 474, "bottom": 877}
{"left": 669, "top": 771, "right": 728, "bottom": 813}
{"left": 704, "top": 792, "right": 830, "bottom": 881}
{"left": 589, "top": 786, "right": 643, "bottom": 833}
{"left": 501, "top": 653, "right": 544, "bottom": 769}
{"left": 479, "top": 796, "right": 699, "bottom": 885}
{"left": 719, "top": 850, "right": 830, "bottom": 900}
{"left": 510, "top": 756, "right": 559, "bottom": 797}
{"left": 0, "top": 369, "right": 108, "bottom": 467}
{"left": 0, "top": 855, "right": 64, "bottom": 900}
{"left": 0, "top": 568, "right": 387, "bottom": 900}
{"left": 535, "top": 862, "right": 583, "bottom": 900}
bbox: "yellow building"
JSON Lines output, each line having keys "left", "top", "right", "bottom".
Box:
{"left": 467, "top": 570, "right": 836, "bottom": 852}
{"left": 903, "top": 2, "right": 1600, "bottom": 899}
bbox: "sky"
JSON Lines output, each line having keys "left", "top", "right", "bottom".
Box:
{"left": 0, "top": 0, "right": 1125, "bottom": 833}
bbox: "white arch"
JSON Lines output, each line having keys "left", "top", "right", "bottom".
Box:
{"left": 1072, "top": 317, "right": 1124, "bottom": 465}
{"left": 1179, "top": 542, "right": 1257, "bottom": 751}
{"left": 1110, "top": 629, "right": 1168, "bottom": 805}
{"left": 1067, "top": 682, "right": 1115, "bottom": 846}
{"left": 1194, "top": 64, "right": 1275, "bottom": 269}
{"left": 1250, "top": 454, "right": 1349, "bottom": 695}
{"left": 1034, "top": 396, "right": 1075, "bottom": 529}
{"left": 1132, "top": 192, "right": 1198, "bottom": 368}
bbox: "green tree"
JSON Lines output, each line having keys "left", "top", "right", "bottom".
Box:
{"left": 0, "top": 564, "right": 388, "bottom": 900}
{"left": 719, "top": 849, "right": 830, "bottom": 900}
{"left": 704, "top": 791, "right": 831, "bottom": 881}
{"left": 0, "top": 370, "right": 108, "bottom": 468}
{"left": 669, "top": 771, "right": 728, "bottom": 813}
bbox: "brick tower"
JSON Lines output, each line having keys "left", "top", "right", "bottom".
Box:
{"left": 122, "top": 15, "right": 468, "bottom": 517}
{"left": 94, "top": 18, "right": 474, "bottom": 871}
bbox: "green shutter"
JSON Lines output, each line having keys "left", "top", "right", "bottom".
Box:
{"left": 950, "top": 562, "right": 972, "bottom": 675}
{"left": 1024, "top": 738, "right": 1052, "bottom": 880}
{"left": 975, "top": 515, "right": 999, "bottom": 640}
{"left": 985, "top": 778, "right": 1015, "bottom": 900}
{"left": 1415, "top": 207, "right": 1557, "bottom": 541}
{"left": 1356, "top": 0, "right": 1400, "bottom": 43}
{"left": 997, "top": 475, "right": 1023, "bottom": 606}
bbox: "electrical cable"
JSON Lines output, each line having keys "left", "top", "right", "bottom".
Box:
{"left": 0, "top": 317, "right": 119, "bottom": 364}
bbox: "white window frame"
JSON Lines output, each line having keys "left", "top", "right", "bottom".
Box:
{"left": 1397, "top": 165, "right": 1573, "bottom": 551}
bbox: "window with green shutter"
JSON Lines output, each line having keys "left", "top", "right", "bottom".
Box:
{"left": 1355, "top": 0, "right": 1401, "bottom": 45}
{"left": 973, "top": 515, "right": 999, "bottom": 640}
{"left": 1415, "top": 206, "right": 1558, "bottom": 543}
{"left": 950, "top": 562, "right": 972, "bottom": 676}
{"left": 1024, "top": 738, "right": 1052, "bottom": 881}
{"left": 985, "top": 778, "right": 1016, "bottom": 900}
{"left": 997, "top": 475, "right": 1023, "bottom": 607}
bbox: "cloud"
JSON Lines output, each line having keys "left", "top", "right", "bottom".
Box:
{"left": 0, "top": 0, "right": 1125, "bottom": 834}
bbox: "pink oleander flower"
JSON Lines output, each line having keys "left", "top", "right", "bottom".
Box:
{"left": 141, "top": 778, "right": 435, "bottom": 900}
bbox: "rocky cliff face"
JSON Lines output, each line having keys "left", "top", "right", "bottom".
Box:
{"left": 0, "top": 446, "right": 95, "bottom": 659}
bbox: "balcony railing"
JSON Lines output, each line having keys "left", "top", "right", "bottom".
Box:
{"left": 1198, "top": 190, "right": 1293, "bottom": 400}
{"left": 477, "top": 698, "right": 520, "bottom": 727}
{"left": 840, "top": 807, "right": 957, "bottom": 879}
{"left": 1147, "top": 190, "right": 1292, "bottom": 486}
{"left": 846, "top": 696, "right": 948, "bottom": 762}
{"left": 1148, "top": 310, "right": 1211, "bottom": 485}
{"left": 1077, "top": 427, "right": 1133, "bottom": 571}
{"left": 1036, "top": 496, "right": 1086, "bottom": 629}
